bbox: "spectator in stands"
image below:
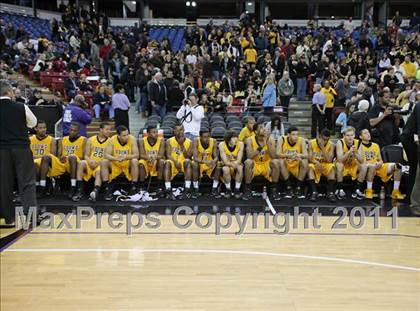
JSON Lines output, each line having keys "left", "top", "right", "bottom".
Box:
{"left": 311, "top": 84, "right": 326, "bottom": 138}
{"left": 392, "top": 10, "right": 403, "bottom": 27}
{"left": 277, "top": 71, "right": 294, "bottom": 110}
{"left": 112, "top": 83, "right": 131, "bottom": 129}
{"left": 64, "top": 71, "right": 79, "bottom": 97}
{"left": 321, "top": 80, "right": 337, "bottom": 131}
{"left": 109, "top": 52, "right": 122, "bottom": 88}
{"left": 168, "top": 81, "right": 184, "bottom": 112}
{"left": 295, "top": 55, "right": 309, "bottom": 101}
{"left": 265, "top": 115, "right": 284, "bottom": 140}
{"left": 262, "top": 75, "right": 276, "bottom": 114}
{"left": 176, "top": 94, "right": 204, "bottom": 140}
{"left": 335, "top": 103, "right": 356, "bottom": 135}
{"left": 14, "top": 88, "right": 27, "bottom": 104}
{"left": 149, "top": 72, "right": 168, "bottom": 120}
{"left": 28, "top": 89, "right": 47, "bottom": 106}
{"left": 402, "top": 55, "right": 417, "bottom": 81}
{"left": 93, "top": 85, "right": 113, "bottom": 120}
{"left": 62, "top": 94, "right": 92, "bottom": 137}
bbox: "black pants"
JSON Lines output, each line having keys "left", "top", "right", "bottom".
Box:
{"left": 325, "top": 107, "right": 333, "bottom": 131}
{"left": 280, "top": 96, "right": 291, "bottom": 109}
{"left": 0, "top": 148, "right": 37, "bottom": 222}
{"left": 311, "top": 106, "right": 325, "bottom": 138}
{"left": 114, "top": 108, "right": 129, "bottom": 131}
{"left": 401, "top": 135, "right": 418, "bottom": 197}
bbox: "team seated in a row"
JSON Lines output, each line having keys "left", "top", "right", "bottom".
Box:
{"left": 29, "top": 120, "right": 405, "bottom": 202}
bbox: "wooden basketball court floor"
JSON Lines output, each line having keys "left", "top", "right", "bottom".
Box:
{"left": 1, "top": 213, "right": 419, "bottom": 311}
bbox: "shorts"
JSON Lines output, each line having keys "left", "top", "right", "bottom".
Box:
{"left": 309, "top": 163, "right": 335, "bottom": 184}
{"left": 167, "top": 159, "right": 186, "bottom": 181}
{"left": 200, "top": 163, "right": 215, "bottom": 178}
{"left": 252, "top": 161, "right": 272, "bottom": 181}
{"left": 109, "top": 161, "right": 132, "bottom": 181}
{"left": 48, "top": 155, "right": 79, "bottom": 177}
{"left": 376, "top": 163, "right": 393, "bottom": 183}
{"left": 83, "top": 161, "right": 101, "bottom": 181}
{"left": 139, "top": 159, "right": 158, "bottom": 178}
{"left": 285, "top": 160, "right": 300, "bottom": 178}
{"left": 343, "top": 164, "right": 358, "bottom": 180}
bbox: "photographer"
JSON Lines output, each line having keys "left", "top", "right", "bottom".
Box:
{"left": 176, "top": 94, "right": 204, "bottom": 140}
{"left": 368, "top": 91, "right": 402, "bottom": 147}
{"left": 62, "top": 94, "right": 92, "bottom": 136}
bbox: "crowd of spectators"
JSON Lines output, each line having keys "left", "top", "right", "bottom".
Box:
{"left": 0, "top": 4, "right": 419, "bottom": 143}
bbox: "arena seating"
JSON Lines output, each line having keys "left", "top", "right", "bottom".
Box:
{"left": 1, "top": 13, "right": 52, "bottom": 40}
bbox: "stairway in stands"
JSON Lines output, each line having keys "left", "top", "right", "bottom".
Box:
{"left": 287, "top": 98, "right": 312, "bottom": 138}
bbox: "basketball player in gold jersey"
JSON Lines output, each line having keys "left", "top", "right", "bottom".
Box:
{"left": 101, "top": 125, "right": 139, "bottom": 200}
{"left": 335, "top": 126, "right": 366, "bottom": 200}
{"left": 277, "top": 126, "right": 308, "bottom": 199}
{"left": 72, "top": 122, "right": 112, "bottom": 202}
{"left": 164, "top": 123, "right": 193, "bottom": 200}
{"left": 30, "top": 120, "right": 56, "bottom": 196}
{"left": 138, "top": 125, "right": 165, "bottom": 192}
{"left": 192, "top": 128, "right": 221, "bottom": 198}
{"left": 39, "top": 122, "right": 86, "bottom": 198}
{"left": 219, "top": 130, "right": 244, "bottom": 199}
{"left": 243, "top": 123, "right": 281, "bottom": 200}
{"left": 308, "top": 128, "right": 336, "bottom": 202}
{"left": 358, "top": 129, "right": 405, "bottom": 200}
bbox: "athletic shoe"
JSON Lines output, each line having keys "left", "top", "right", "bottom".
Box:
{"left": 352, "top": 189, "right": 365, "bottom": 200}
{"left": 129, "top": 184, "right": 138, "bottom": 195}
{"left": 89, "top": 189, "right": 99, "bottom": 202}
{"left": 191, "top": 188, "right": 200, "bottom": 199}
{"left": 211, "top": 187, "right": 221, "bottom": 199}
{"left": 242, "top": 186, "right": 251, "bottom": 200}
{"left": 165, "top": 189, "right": 176, "bottom": 201}
{"left": 284, "top": 187, "right": 294, "bottom": 199}
{"left": 335, "top": 189, "right": 346, "bottom": 200}
{"left": 71, "top": 188, "right": 84, "bottom": 202}
{"left": 310, "top": 192, "right": 318, "bottom": 202}
{"left": 365, "top": 189, "right": 374, "bottom": 200}
{"left": 104, "top": 187, "right": 113, "bottom": 201}
{"left": 295, "top": 187, "right": 306, "bottom": 199}
{"left": 234, "top": 189, "right": 241, "bottom": 199}
{"left": 224, "top": 191, "right": 232, "bottom": 199}
{"left": 391, "top": 189, "right": 406, "bottom": 200}
{"left": 180, "top": 188, "right": 192, "bottom": 200}
{"left": 271, "top": 191, "right": 281, "bottom": 201}
{"left": 327, "top": 192, "right": 337, "bottom": 203}
{"left": 68, "top": 187, "right": 76, "bottom": 200}
{"left": 36, "top": 186, "right": 47, "bottom": 199}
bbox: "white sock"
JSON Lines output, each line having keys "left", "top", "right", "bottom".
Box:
{"left": 165, "top": 182, "right": 171, "bottom": 190}
{"left": 185, "top": 180, "right": 191, "bottom": 189}
{"left": 367, "top": 182, "right": 373, "bottom": 190}
{"left": 235, "top": 182, "right": 241, "bottom": 190}
{"left": 193, "top": 181, "right": 199, "bottom": 189}
{"left": 225, "top": 182, "right": 231, "bottom": 190}
{"left": 394, "top": 181, "right": 400, "bottom": 190}
{"left": 212, "top": 180, "right": 219, "bottom": 189}
{"left": 35, "top": 181, "right": 40, "bottom": 186}
{"left": 71, "top": 179, "right": 76, "bottom": 187}
{"left": 40, "top": 180, "right": 46, "bottom": 187}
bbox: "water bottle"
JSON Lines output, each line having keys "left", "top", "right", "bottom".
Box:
{"left": 262, "top": 186, "right": 268, "bottom": 200}
{"left": 380, "top": 186, "right": 386, "bottom": 206}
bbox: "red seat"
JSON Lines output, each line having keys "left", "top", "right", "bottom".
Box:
{"left": 51, "top": 77, "right": 65, "bottom": 94}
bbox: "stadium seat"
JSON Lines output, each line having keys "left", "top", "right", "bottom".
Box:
{"left": 211, "top": 127, "right": 226, "bottom": 139}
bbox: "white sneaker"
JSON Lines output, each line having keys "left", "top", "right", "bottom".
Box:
{"left": 352, "top": 189, "right": 365, "bottom": 200}
{"left": 336, "top": 189, "right": 346, "bottom": 199}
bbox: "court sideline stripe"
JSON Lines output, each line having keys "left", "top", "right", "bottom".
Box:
{"left": 3, "top": 248, "right": 420, "bottom": 272}
{"left": 27, "top": 231, "right": 420, "bottom": 239}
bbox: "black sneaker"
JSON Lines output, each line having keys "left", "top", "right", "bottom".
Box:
{"left": 37, "top": 186, "right": 47, "bottom": 199}
{"left": 284, "top": 187, "right": 294, "bottom": 199}
{"left": 89, "top": 189, "right": 99, "bottom": 202}
{"left": 224, "top": 190, "right": 232, "bottom": 199}
{"left": 129, "top": 184, "right": 138, "bottom": 195}
{"left": 211, "top": 187, "right": 221, "bottom": 199}
{"left": 242, "top": 186, "right": 251, "bottom": 200}
{"left": 192, "top": 188, "right": 200, "bottom": 199}
{"left": 327, "top": 192, "right": 337, "bottom": 203}
{"left": 104, "top": 187, "right": 113, "bottom": 201}
{"left": 68, "top": 187, "right": 76, "bottom": 200}
{"left": 295, "top": 187, "right": 305, "bottom": 199}
{"left": 271, "top": 191, "right": 281, "bottom": 201}
{"left": 310, "top": 192, "right": 318, "bottom": 202}
{"left": 234, "top": 189, "right": 241, "bottom": 199}
{"left": 180, "top": 188, "right": 192, "bottom": 200}
{"left": 72, "top": 188, "right": 84, "bottom": 202}
{"left": 165, "top": 189, "right": 177, "bottom": 201}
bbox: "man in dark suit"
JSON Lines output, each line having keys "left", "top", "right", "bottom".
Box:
{"left": 0, "top": 80, "right": 37, "bottom": 226}
{"left": 149, "top": 72, "right": 167, "bottom": 120}
{"left": 64, "top": 70, "right": 79, "bottom": 97}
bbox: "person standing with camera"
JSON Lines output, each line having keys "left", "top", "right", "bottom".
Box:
{"left": 368, "top": 91, "right": 401, "bottom": 147}
{"left": 176, "top": 94, "right": 204, "bottom": 141}
{"left": 0, "top": 80, "right": 37, "bottom": 226}
{"left": 62, "top": 94, "right": 92, "bottom": 137}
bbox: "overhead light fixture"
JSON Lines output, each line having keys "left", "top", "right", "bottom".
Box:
{"left": 132, "top": 1, "right": 136, "bottom": 4}
{"left": 191, "top": 1, "right": 196, "bottom": 7}
{"left": 186, "top": 1, "right": 191, "bottom": 6}
{"left": 248, "top": 2, "right": 252, "bottom": 5}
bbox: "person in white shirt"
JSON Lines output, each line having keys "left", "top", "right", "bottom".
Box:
{"left": 379, "top": 53, "right": 391, "bottom": 72}
{"left": 344, "top": 17, "right": 355, "bottom": 33}
{"left": 176, "top": 94, "right": 204, "bottom": 140}
{"left": 393, "top": 58, "right": 406, "bottom": 85}
{"left": 186, "top": 52, "right": 197, "bottom": 65}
